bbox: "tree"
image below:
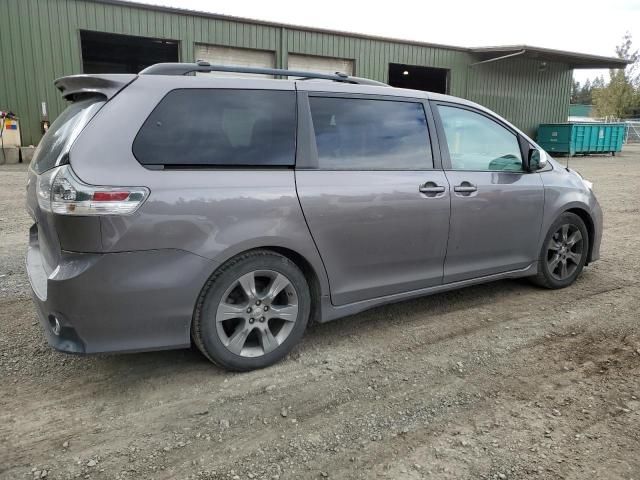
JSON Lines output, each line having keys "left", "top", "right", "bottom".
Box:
{"left": 616, "top": 32, "right": 639, "bottom": 86}
{"left": 578, "top": 79, "right": 592, "bottom": 104}
{"left": 591, "top": 76, "right": 606, "bottom": 90}
{"left": 593, "top": 33, "right": 640, "bottom": 118}
{"left": 571, "top": 79, "right": 581, "bottom": 104}
{"left": 571, "top": 78, "right": 601, "bottom": 105}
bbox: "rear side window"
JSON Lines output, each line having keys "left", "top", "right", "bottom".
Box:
{"left": 31, "top": 97, "right": 104, "bottom": 174}
{"left": 133, "top": 89, "right": 296, "bottom": 167}
{"left": 308, "top": 97, "right": 433, "bottom": 170}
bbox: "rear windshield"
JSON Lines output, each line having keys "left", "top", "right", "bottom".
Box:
{"left": 31, "top": 97, "right": 104, "bottom": 174}
{"left": 132, "top": 89, "right": 296, "bottom": 167}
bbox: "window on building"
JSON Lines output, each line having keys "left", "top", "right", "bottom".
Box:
{"left": 81, "top": 31, "right": 179, "bottom": 74}
{"left": 309, "top": 97, "right": 433, "bottom": 170}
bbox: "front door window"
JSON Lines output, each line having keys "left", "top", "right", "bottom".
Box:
{"left": 438, "top": 105, "right": 523, "bottom": 172}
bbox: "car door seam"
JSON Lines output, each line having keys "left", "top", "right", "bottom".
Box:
{"left": 293, "top": 170, "right": 334, "bottom": 304}
{"left": 441, "top": 170, "right": 453, "bottom": 285}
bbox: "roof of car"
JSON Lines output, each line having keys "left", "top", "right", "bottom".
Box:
{"left": 56, "top": 70, "right": 476, "bottom": 107}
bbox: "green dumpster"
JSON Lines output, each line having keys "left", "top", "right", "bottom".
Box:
{"left": 537, "top": 123, "right": 625, "bottom": 156}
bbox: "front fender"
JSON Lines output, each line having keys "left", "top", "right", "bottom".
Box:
{"left": 539, "top": 163, "right": 602, "bottom": 263}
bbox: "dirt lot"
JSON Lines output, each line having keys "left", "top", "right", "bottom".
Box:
{"left": 1, "top": 147, "right": 640, "bottom": 480}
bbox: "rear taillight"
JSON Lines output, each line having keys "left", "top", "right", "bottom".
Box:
{"left": 36, "top": 165, "right": 149, "bottom": 215}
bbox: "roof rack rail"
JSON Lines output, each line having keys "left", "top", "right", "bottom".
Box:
{"left": 138, "top": 61, "right": 388, "bottom": 87}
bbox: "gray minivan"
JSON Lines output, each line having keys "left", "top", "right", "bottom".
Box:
{"left": 26, "top": 62, "right": 602, "bottom": 370}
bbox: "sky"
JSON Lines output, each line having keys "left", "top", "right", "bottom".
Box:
{"left": 129, "top": 0, "right": 640, "bottom": 85}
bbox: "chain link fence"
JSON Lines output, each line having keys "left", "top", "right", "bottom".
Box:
{"left": 625, "top": 121, "right": 640, "bottom": 143}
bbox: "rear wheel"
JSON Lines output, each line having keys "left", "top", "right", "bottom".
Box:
{"left": 532, "top": 212, "right": 589, "bottom": 289}
{"left": 192, "top": 250, "right": 310, "bottom": 371}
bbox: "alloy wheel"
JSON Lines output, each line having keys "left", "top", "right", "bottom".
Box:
{"left": 546, "top": 223, "right": 584, "bottom": 281}
{"left": 215, "top": 270, "right": 298, "bottom": 357}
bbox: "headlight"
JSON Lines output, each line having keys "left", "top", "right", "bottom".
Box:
{"left": 574, "top": 170, "right": 593, "bottom": 191}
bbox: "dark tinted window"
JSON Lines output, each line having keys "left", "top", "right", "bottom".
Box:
{"left": 32, "top": 97, "right": 104, "bottom": 174}
{"left": 309, "top": 97, "right": 432, "bottom": 170}
{"left": 133, "top": 89, "right": 296, "bottom": 167}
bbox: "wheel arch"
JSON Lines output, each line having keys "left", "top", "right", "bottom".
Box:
{"left": 262, "top": 246, "right": 323, "bottom": 323}
{"left": 563, "top": 207, "right": 595, "bottom": 264}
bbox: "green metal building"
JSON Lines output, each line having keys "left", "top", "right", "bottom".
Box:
{"left": 0, "top": 0, "right": 627, "bottom": 146}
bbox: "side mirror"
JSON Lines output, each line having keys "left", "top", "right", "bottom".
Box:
{"left": 527, "top": 148, "right": 547, "bottom": 171}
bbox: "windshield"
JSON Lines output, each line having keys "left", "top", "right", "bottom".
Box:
{"left": 31, "top": 97, "right": 104, "bottom": 174}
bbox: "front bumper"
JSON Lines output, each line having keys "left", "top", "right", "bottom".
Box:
{"left": 26, "top": 232, "right": 217, "bottom": 354}
{"left": 589, "top": 198, "right": 603, "bottom": 264}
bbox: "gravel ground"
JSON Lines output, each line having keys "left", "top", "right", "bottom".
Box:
{"left": 1, "top": 147, "right": 640, "bottom": 480}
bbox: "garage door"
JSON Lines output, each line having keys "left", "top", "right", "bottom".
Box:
{"left": 287, "top": 54, "right": 354, "bottom": 76}
{"left": 194, "top": 44, "right": 275, "bottom": 77}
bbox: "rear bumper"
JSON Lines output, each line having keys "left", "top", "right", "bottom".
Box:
{"left": 26, "top": 238, "right": 217, "bottom": 354}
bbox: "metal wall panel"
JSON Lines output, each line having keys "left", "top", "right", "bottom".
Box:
{"left": 0, "top": 0, "right": 570, "bottom": 145}
{"left": 194, "top": 44, "right": 276, "bottom": 77}
{"left": 466, "top": 57, "right": 572, "bottom": 136}
{"left": 287, "top": 54, "right": 353, "bottom": 75}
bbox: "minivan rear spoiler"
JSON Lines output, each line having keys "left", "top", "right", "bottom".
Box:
{"left": 54, "top": 74, "right": 137, "bottom": 101}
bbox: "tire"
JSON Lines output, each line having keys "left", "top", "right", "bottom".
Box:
{"left": 192, "top": 250, "right": 311, "bottom": 371}
{"left": 531, "top": 212, "right": 589, "bottom": 289}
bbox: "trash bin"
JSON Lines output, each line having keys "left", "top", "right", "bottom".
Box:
{"left": 21, "top": 146, "right": 36, "bottom": 163}
{"left": 537, "top": 123, "right": 626, "bottom": 156}
{"left": 1, "top": 147, "right": 20, "bottom": 164}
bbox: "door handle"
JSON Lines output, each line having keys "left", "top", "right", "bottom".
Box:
{"left": 418, "top": 182, "right": 446, "bottom": 196}
{"left": 453, "top": 182, "right": 478, "bottom": 194}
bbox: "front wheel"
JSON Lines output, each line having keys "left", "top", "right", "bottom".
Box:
{"left": 531, "top": 212, "right": 589, "bottom": 289}
{"left": 192, "top": 250, "right": 311, "bottom": 371}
